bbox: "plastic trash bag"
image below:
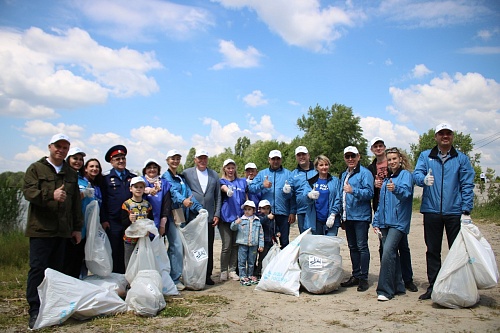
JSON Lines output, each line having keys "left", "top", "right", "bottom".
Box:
{"left": 255, "top": 228, "right": 312, "bottom": 297}
{"left": 33, "top": 268, "right": 127, "bottom": 330}
{"left": 125, "top": 270, "right": 166, "bottom": 316}
{"left": 262, "top": 240, "right": 281, "bottom": 272}
{"left": 461, "top": 222, "right": 499, "bottom": 289}
{"left": 152, "top": 235, "right": 179, "bottom": 296}
{"left": 83, "top": 273, "right": 128, "bottom": 298}
{"left": 125, "top": 235, "right": 158, "bottom": 285}
{"left": 125, "top": 218, "right": 158, "bottom": 238}
{"left": 299, "top": 235, "right": 344, "bottom": 294}
{"left": 432, "top": 232, "right": 480, "bottom": 308}
{"left": 85, "top": 200, "right": 112, "bottom": 276}
{"left": 178, "top": 209, "right": 209, "bottom": 290}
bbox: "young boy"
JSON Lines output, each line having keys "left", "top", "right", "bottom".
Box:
{"left": 122, "top": 176, "right": 153, "bottom": 269}
{"left": 231, "top": 200, "right": 264, "bottom": 286}
{"left": 254, "top": 199, "right": 280, "bottom": 278}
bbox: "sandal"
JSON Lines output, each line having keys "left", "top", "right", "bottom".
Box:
{"left": 250, "top": 276, "right": 258, "bottom": 284}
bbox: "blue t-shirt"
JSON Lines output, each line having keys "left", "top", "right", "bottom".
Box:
{"left": 220, "top": 177, "right": 247, "bottom": 222}
{"left": 315, "top": 178, "right": 329, "bottom": 222}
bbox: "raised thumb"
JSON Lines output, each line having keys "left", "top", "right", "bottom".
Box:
{"left": 265, "top": 175, "right": 268, "bottom": 180}
{"left": 428, "top": 168, "right": 432, "bottom": 176}
{"left": 59, "top": 184, "right": 65, "bottom": 190}
{"left": 389, "top": 179, "right": 393, "bottom": 183}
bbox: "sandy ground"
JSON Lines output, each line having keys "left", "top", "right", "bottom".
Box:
{"left": 179, "top": 191, "right": 500, "bottom": 333}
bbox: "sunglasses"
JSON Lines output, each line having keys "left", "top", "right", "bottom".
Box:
{"left": 385, "top": 147, "right": 400, "bottom": 154}
{"left": 344, "top": 154, "right": 357, "bottom": 159}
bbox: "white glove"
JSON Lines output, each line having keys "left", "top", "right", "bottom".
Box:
{"left": 246, "top": 177, "right": 252, "bottom": 185}
{"left": 282, "top": 180, "right": 291, "bottom": 194}
{"left": 308, "top": 190, "right": 319, "bottom": 200}
{"left": 424, "top": 168, "right": 434, "bottom": 186}
{"left": 226, "top": 186, "right": 233, "bottom": 197}
{"left": 83, "top": 187, "right": 95, "bottom": 198}
{"left": 326, "top": 214, "right": 336, "bottom": 228}
{"left": 461, "top": 214, "right": 472, "bottom": 224}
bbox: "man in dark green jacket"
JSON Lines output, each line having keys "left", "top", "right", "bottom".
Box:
{"left": 23, "top": 133, "right": 82, "bottom": 329}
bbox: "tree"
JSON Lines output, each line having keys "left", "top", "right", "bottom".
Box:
{"left": 297, "top": 104, "right": 368, "bottom": 175}
{"left": 183, "top": 147, "right": 196, "bottom": 169}
{"left": 234, "top": 137, "right": 251, "bottom": 157}
{"left": 0, "top": 175, "right": 26, "bottom": 233}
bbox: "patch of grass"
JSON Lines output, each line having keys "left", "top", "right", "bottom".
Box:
{"left": 382, "top": 310, "right": 422, "bottom": 324}
{"left": 0, "top": 231, "right": 29, "bottom": 268}
{"left": 325, "top": 319, "right": 349, "bottom": 328}
{"left": 412, "top": 196, "right": 422, "bottom": 212}
{"left": 190, "top": 294, "right": 230, "bottom": 305}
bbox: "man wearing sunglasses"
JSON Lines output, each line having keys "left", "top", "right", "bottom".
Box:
{"left": 101, "top": 144, "right": 136, "bottom": 273}
{"left": 339, "top": 146, "right": 374, "bottom": 292}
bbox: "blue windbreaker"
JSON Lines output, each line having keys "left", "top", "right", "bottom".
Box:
{"left": 142, "top": 177, "right": 172, "bottom": 229}
{"left": 161, "top": 169, "right": 203, "bottom": 219}
{"left": 338, "top": 163, "right": 374, "bottom": 222}
{"left": 372, "top": 169, "right": 414, "bottom": 234}
{"left": 290, "top": 162, "right": 318, "bottom": 214}
{"left": 413, "top": 146, "right": 474, "bottom": 215}
{"left": 248, "top": 166, "right": 296, "bottom": 216}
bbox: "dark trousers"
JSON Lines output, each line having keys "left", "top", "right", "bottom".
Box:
{"left": 423, "top": 213, "right": 461, "bottom": 291}
{"left": 207, "top": 224, "right": 215, "bottom": 279}
{"left": 107, "top": 222, "right": 125, "bottom": 274}
{"left": 378, "top": 233, "right": 414, "bottom": 283}
{"left": 344, "top": 220, "right": 370, "bottom": 281}
{"left": 63, "top": 238, "right": 86, "bottom": 279}
{"left": 274, "top": 214, "right": 290, "bottom": 248}
{"left": 27, "top": 237, "right": 66, "bottom": 316}
{"left": 254, "top": 241, "right": 273, "bottom": 277}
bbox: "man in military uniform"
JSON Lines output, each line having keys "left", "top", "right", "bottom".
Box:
{"left": 100, "top": 145, "right": 136, "bottom": 273}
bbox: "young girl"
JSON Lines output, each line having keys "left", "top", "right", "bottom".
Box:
{"left": 231, "top": 200, "right": 264, "bottom": 286}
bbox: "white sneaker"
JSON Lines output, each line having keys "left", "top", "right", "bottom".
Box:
{"left": 377, "top": 294, "right": 389, "bottom": 301}
{"left": 176, "top": 282, "right": 185, "bottom": 291}
{"left": 228, "top": 271, "right": 239, "bottom": 281}
{"left": 220, "top": 271, "right": 228, "bottom": 281}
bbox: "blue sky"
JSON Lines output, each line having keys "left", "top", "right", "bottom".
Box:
{"left": 1, "top": 0, "right": 499, "bottom": 174}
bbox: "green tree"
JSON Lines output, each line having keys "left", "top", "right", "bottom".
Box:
{"left": 235, "top": 137, "right": 251, "bottom": 157}
{"left": 297, "top": 103, "right": 368, "bottom": 175}
{"left": 183, "top": 147, "right": 196, "bottom": 169}
{"left": 0, "top": 176, "right": 26, "bottom": 233}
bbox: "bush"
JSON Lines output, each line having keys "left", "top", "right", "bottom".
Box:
{"left": 0, "top": 178, "right": 26, "bottom": 234}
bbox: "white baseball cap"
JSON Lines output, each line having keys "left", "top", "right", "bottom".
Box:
{"left": 195, "top": 149, "right": 209, "bottom": 158}
{"left": 166, "top": 149, "right": 182, "bottom": 159}
{"left": 295, "top": 146, "right": 308, "bottom": 155}
{"left": 344, "top": 146, "right": 359, "bottom": 155}
{"left": 223, "top": 158, "right": 235, "bottom": 167}
{"left": 130, "top": 176, "right": 146, "bottom": 187}
{"left": 370, "top": 137, "right": 385, "bottom": 148}
{"left": 49, "top": 133, "right": 70, "bottom": 145}
{"left": 435, "top": 123, "right": 453, "bottom": 133}
{"left": 143, "top": 158, "right": 160, "bottom": 168}
{"left": 268, "top": 150, "right": 282, "bottom": 158}
{"left": 245, "top": 162, "right": 257, "bottom": 170}
{"left": 241, "top": 200, "right": 256, "bottom": 209}
{"left": 258, "top": 199, "right": 271, "bottom": 208}
{"left": 67, "top": 147, "right": 86, "bottom": 157}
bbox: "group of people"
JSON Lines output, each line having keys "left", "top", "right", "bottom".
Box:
{"left": 23, "top": 122, "right": 475, "bottom": 328}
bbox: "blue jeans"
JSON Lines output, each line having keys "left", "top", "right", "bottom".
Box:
{"left": 238, "top": 245, "right": 258, "bottom": 278}
{"left": 314, "top": 220, "right": 339, "bottom": 236}
{"left": 423, "top": 213, "right": 461, "bottom": 291}
{"left": 166, "top": 221, "right": 184, "bottom": 284}
{"left": 376, "top": 228, "right": 406, "bottom": 298}
{"left": 275, "top": 214, "right": 290, "bottom": 248}
{"left": 344, "top": 220, "right": 370, "bottom": 280}
{"left": 378, "top": 233, "right": 414, "bottom": 283}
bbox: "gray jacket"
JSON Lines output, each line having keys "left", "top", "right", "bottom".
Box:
{"left": 182, "top": 167, "right": 221, "bottom": 221}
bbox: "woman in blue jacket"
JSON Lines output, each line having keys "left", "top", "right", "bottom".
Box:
{"left": 219, "top": 159, "right": 248, "bottom": 282}
{"left": 373, "top": 147, "right": 414, "bottom": 301}
{"left": 297, "top": 155, "right": 341, "bottom": 235}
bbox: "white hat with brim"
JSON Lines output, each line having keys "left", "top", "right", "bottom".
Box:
{"left": 435, "top": 123, "right": 453, "bottom": 133}
{"left": 344, "top": 146, "right": 359, "bottom": 155}
{"left": 67, "top": 147, "right": 85, "bottom": 157}
{"left": 130, "top": 176, "right": 146, "bottom": 187}
{"left": 268, "top": 150, "right": 282, "bottom": 158}
{"left": 258, "top": 199, "right": 271, "bottom": 208}
{"left": 369, "top": 137, "right": 385, "bottom": 148}
{"left": 195, "top": 149, "right": 209, "bottom": 158}
{"left": 241, "top": 200, "right": 256, "bottom": 209}
{"left": 245, "top": 162, "right": 257, "bottom": 170}
{"left": 223, "top": 158, "right": 236, "bottom": 168}
{"left": 143, "top": 159, "right": 160, "bottom": 169}
{"left": 49, "top": 133, "right": 70, "bottom": 145}
{"left": 295, "top": 146, "right": 308, "bottom": 155}
{"left": 166, "top": 149, "right": 181, "bottom": 159}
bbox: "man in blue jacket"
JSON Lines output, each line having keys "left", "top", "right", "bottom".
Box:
{"left": 248, "top": 149, "right": 296, "bottom": 248}
{"left": 413, "top": 123, "right": 475, "bottom": 300}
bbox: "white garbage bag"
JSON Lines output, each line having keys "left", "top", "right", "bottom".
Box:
{"left": 125, "top": 235, "right": 158, "bottom": 285}
{"left": 262, "top": 240, "right": 281, "bottom": 272}
{"left": 432, "top": 232, "right": 480, "bottom": 308}
{"left": 84, "top": 200, "right": 112, "bottom": 277}
{"left": 83, "top": 273, "right": 128, "bottom": 298}
{"left": 178, "top": 210, "right": 209, "bottom": 290}
{"left": 299, "top": 235, "right": 344, "bottom": 294}
{"left": 125, "top": 270, "right": 166, "bottom": 316}
{"left": 152, "top": 235, "right": 179, "bottom": 296}
{"left": 255, "top": 228, "right": 312, "bottom": 297}
{"left": 461, "top": 222, "right": 499, "bottom": 289}
{"left": 33, "top": 269, "right": 126, "bottom": 330}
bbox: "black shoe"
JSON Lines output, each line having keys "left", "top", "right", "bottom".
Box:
{"left": 341, "top": 276, "right": 359, "bottom": 288}
{"left": 419, "top": 289, "right": 432, "bottom": 300}
{"left": 405, "top": 281, "right": 418, "bottom": 292}
{"left": 28, "top": 313, "right": 38, "bottom": 330}
{"left": 205, "top": 277, "right": 215, "bottom": 285}
{"left": 357, "top": 279, "right": 369, "bottom": 292}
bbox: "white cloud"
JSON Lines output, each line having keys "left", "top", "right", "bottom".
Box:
{"left": 377, "top": 0, "right": 492, "bottom": 28}
{"left": 475, "top": 28, "right": 499, "bottom": 41}
{"left": 412, "top": 64, "right": 432, "bottom": 78}
{"left": 130, "top": 126, "right": 186, "bottom": 147}
{"left": 14, "top": 145, "right": 47, "bottom": 163}
{"left": 387, "top": 71, "right": 500, "bottom": 171}
{"left": 360, "top": 117, "right": 419, "bottom": 155}
{"left": 211, "top": 40, "right": 262, "bottom": 70}
{"left": 243, "top": 90, "right": 268, "bottom": 107}
{"left": 458, "top": 46, "right": 500, "bottom": 55}
{"left": 385, "top": 58, "right": 393, "bottom": 66}
{"left": 21, "top": 120, "right": 85, "bottom": 142}
{"left": 288, "top": 100, "right": 300, "bottom": 106}
{"left": 214, "top": 0, "right": 365, "bottom": 52}
{"left": 0, "top": 27, "right": 162, "bottom": 118}
{"left": 74, "top": 0, "right": 214, "bottom": 42}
